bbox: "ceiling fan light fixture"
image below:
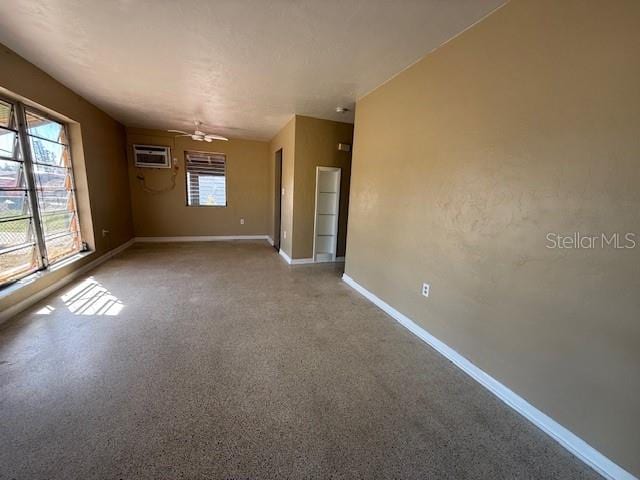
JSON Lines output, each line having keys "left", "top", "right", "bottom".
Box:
{"left": 168, "top": 122, "right": 228, "bottom": 142}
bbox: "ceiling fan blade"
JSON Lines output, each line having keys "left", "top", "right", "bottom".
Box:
{"left": 205, "top": 134, "right": 229, "bottom": 142}
{"left": 168, "top": 129, "right": 188, "bottom": 134}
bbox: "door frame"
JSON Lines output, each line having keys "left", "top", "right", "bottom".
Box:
{"left": 312, "top": 166, "right": 341, "bottom": 263}
{"left": 273, "top": 149, "right": 283, "bottom": 251}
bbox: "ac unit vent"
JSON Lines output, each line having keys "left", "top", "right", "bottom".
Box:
{"left": 133, "top": 144, "right": 171, "bottom": 168}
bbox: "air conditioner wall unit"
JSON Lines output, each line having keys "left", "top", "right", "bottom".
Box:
{"left": 133, "top": 144, "right": 171, "bottom": 168}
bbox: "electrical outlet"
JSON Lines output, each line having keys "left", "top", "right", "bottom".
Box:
{"left": 283, "top": 230, "right": 287, "bottom": 239}
{"left": 421, "top": 283, "right": 430, "bottom": 298}
{"left": 282, "top": 187, "right": 285, "bottom": 196}
{"left": 240, "top": 218, "right": 245, "bottom": 225}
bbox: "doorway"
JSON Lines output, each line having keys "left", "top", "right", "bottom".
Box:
{"left": 313, "top": 166, "right": 341, "bottom": 262}
{"left": 273, "top": 149, "right": 283, "bottom": 251}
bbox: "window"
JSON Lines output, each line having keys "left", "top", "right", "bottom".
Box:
{"left": 185, "top": 151, "right": 226, "bottom": 207}
{"left": 0, "top": 97, "right": 82, "bottom": 286}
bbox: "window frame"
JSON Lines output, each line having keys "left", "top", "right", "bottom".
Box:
{"left": 0, "top": 95, "right": 83, "bottom": 288}
{"left": 184, "top": 150, "right": 227, "bottom": 208}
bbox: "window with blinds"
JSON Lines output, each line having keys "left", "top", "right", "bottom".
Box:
{"left": 185, "top": 151, "right": 226, "bottom": 207}
{"left": 0, "top": 97, "right": 82, "bottom": 286}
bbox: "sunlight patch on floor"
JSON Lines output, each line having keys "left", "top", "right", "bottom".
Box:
{"left": 60, "top": 277, "right": 124, "bottom": 316}
{"left": 34, "top": 305, "right": 56, "bottom": 315}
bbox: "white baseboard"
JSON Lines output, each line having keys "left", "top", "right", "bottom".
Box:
{"left": 0, "top": 238, "right": 135, "bottom": 325}
{"left": 292, "top": 257, "right": 314, "bottom": 264}
{"left": 314, "top": 257, "right": 336, "bottom": 264}
{"left": 135, "top": 235, "right": 270, "bottom": 243}
{"left": 277, "top": 249, "right": 314, "bottom": 265}
{"left": 342, "top": 273, "right": 635, "bottom": 480}
{"left": 267, "top": 236, "right": 275, "bottom": 246}
{"left": 278, "top": 249, "right": 292, "bottom": 263}
{"left": 279, "top": 251, "right": 344, "bottom": 265}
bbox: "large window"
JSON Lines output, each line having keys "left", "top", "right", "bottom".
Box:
{"left": 185, "top": 151, "right": 226, "bottom": 207}
{"left": 0, "top": 97, "right": 82, "bottom": 286}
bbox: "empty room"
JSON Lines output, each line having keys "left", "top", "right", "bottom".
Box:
{"left": 0, "top": 1, "right": 638, "bottom": 479}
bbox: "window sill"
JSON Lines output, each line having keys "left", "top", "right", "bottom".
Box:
{"left": 0, "top": 250, "right": 93, "bottom": 300}
{"left": 186, "top": 205, "right": 227, "bottom": 208}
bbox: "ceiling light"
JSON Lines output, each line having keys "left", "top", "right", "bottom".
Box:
{"left": 336, "top": 106, "right": 350, "bottom": 113}
{"left": 168, "top": 121, "right": 229, "bottom": 142}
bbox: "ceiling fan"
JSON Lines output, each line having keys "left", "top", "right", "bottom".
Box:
{"left": 168, "top": 122, "right": 228, "bottom": 142}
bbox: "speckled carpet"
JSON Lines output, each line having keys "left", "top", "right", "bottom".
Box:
{"left": 0, "top": 241, "right": 600, "bottom": 479}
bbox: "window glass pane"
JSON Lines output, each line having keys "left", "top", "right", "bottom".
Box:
{"left": 34, "top": 164, "right": 72, "bottom": 190}
{"left": 0, "top": 103, "right": 82, "bottom": 284}
{"left": 42, "top": 211, "right": 78, "bottom": 238}
{"left": 46, "top": 232, "right": 81, "bottom": 264}
{"left": 0, "top": 217, "right": 34, "bottom": 248}
{"left": 0, "top": 100, "right": 12, "bottom": 129}
{"left": 185, "top": 151, "right": 226, "bottom": 207}
{"left": 0, "top": 159, "right": 26, "bottom": 189}
{"left": 0, "top": 191, "right": 30, "bottom": 219}
{"left": 29, "top": 137, "right": 69, "bottom": 167}
{"left": 0, "top": 244, "right": 37, "bottom": 284}
{"left": 25, "top": 110, "right": 67, "bottom": 144}
{"left": 37, "top": 189, "right": 75, "bottom": 213}
{"left": 190, "top": 174, "right": 226, "bottom": 206}
{"left": 0, "top": 127, "right": 18, "bottom": 159}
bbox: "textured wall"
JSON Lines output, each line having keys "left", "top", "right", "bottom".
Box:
{"left": 292, "top": 116, "right": 353, "bottom": 259}
{"left": 268, "top": 116, "right": 353, "bottom": 259}
{"left": 127, "top": 128, "right": 270, "bottom": 238}
{"left": 344, "top": 0, "right": 640, "bottom": 474}
{"left": 0, "top": 43, "right": 133, "bottom": 313}
{"left": 269, "top": 117, "right": 296, "bottom": 256}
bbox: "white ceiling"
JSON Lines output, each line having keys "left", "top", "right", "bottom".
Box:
{"left": 0, "top": 0, "right": 505, "bottom": 140}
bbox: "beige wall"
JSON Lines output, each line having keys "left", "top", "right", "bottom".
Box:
{"left": 0, "top": 43, "right": 133, "bottom": 312}
{"left": 292, "top": 116, "right": 353, "bottom": 259}
{"left": 344, "top": 0, "right": 640, "bottom": 475}
{"left": 269, "top": 117, "right": 296, "bottom": 256}
{"left": 127, "top": 128, "right": 270, "bottom": 237}
{"left": 268, "top": 116, "right": 354, "bottom": 259}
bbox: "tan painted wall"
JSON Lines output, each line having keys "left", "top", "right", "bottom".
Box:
{"left": 0, "top": 43, "right": 133, "bottom": 313}
{"left": 127, "top": 128, "right": 270, "bottom": 237}
{"left": 268, "top": 116, "right": 353, "bottom": 259}
{"left": 292, "top": 116, "right": 353, "bottom": 259}
{"left": 344, "top": 0, "right": 640, "bottom": 475}
{"left": 269, "top": 117, "right": 296, "bottom": 256}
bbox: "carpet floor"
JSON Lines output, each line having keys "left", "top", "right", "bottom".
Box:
{"left": 0, "top": 241, "right": 600, "bottom": 479}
